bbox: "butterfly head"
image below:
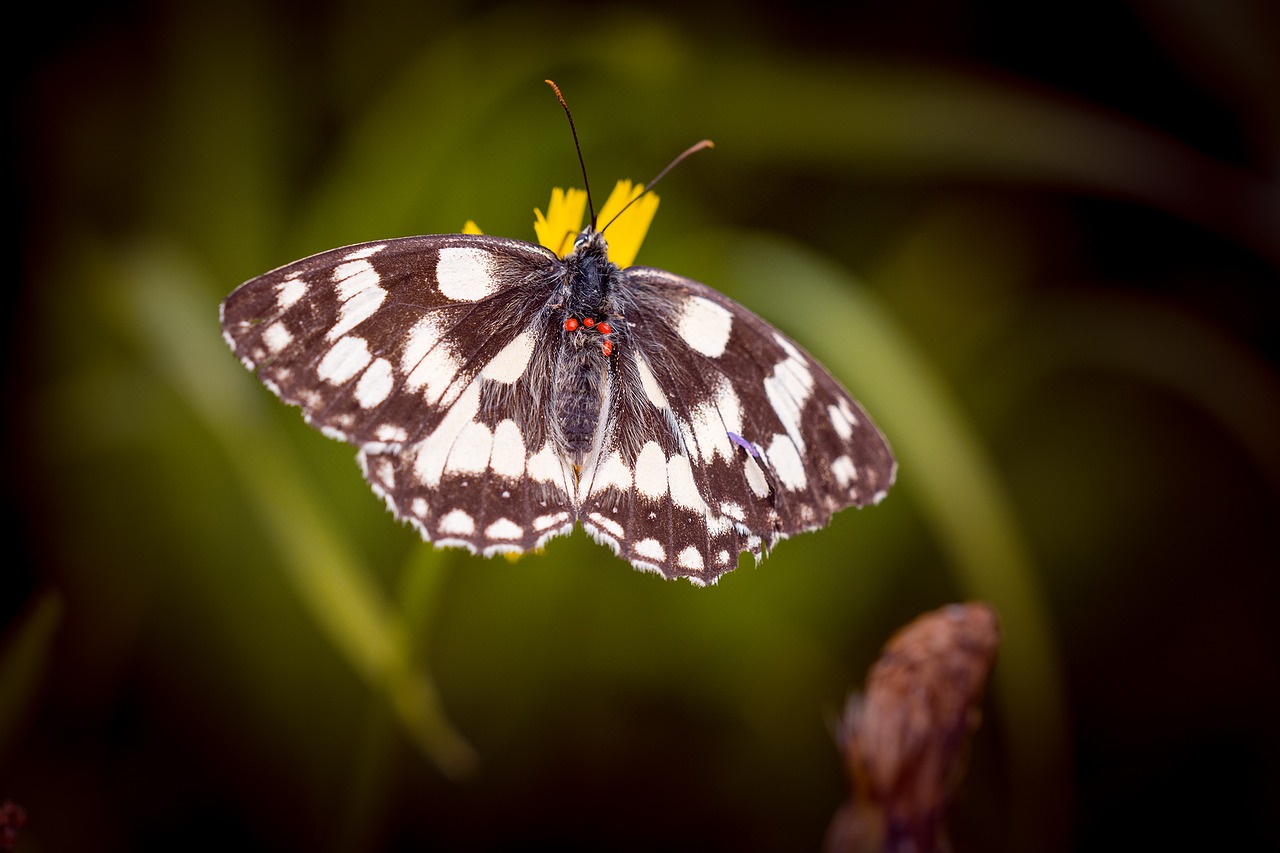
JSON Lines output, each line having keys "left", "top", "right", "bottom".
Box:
{"left": 569, "top": 225, "right": 609, "bottom": 259}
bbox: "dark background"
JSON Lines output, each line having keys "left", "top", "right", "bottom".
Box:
{"left": 8, "top": 1, "right": 1279, "bottom": 850}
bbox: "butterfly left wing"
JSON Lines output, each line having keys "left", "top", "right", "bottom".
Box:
{"left": 221, "top": 234, "right": 580, "bottom": 556}
{"left": 577, "top": 267, "right": 896, "bottom": 584}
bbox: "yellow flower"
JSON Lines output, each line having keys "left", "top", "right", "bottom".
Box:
{"left": 594, "top": 180, "right": 660, "bottom": 269}
{"left": 533, "top": 187, "right": 589, "bottom": 258}
{"left": 463, "top": 181, "right": 659, "bottom": 268}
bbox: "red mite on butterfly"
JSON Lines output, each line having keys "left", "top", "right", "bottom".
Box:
{"left": 563, "top": 315, "right": 614, "bottom": 355}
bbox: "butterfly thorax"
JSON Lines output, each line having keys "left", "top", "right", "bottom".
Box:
{"left": 554, "top": 228, "right": 623, "bottom": 470}
{"left": 563, "top": 228, "right": 616, "bottom": 309}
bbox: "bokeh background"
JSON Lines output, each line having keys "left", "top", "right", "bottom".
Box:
{"left": 9, "top": 1, "right": 1279, "bottom": 850}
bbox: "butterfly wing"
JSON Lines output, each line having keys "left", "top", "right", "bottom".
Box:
{"left": 577, "top": 267, "right": 896, "bottom": 584}
{"left": 221, "top": 234, "right": 580, "bottom": 555}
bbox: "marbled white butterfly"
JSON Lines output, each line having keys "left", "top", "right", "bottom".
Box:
{"left": 220, "top": 83, "right": 895, "bottom": 585}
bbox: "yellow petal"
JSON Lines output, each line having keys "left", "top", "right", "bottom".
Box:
{"left": 597, "top": 180, "right": 659, "bottom": 268}
{"left": 534, "top": 187, "right": 588, "bottom": 258}
{"left": 462, "top": 220, "right": 483, "bottom": 234}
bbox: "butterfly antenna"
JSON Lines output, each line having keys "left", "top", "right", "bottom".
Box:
{"left": 600, "top": 139, "right": 714, "bottom": 234}
{"left": 545, "top": 80, "right": 597, "bottom": 227}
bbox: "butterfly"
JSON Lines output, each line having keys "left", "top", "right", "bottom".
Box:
{"left": 219, "top": 83, "right": 895, "bottom": 585}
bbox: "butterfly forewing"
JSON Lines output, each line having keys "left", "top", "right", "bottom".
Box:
{"left": 220, "top": 235, "right": 559, "bottom": 447}
{"left": 221, "top": 226, "right": 894, "bottom": 584}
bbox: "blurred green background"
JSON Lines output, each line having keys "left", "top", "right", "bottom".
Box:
{"left": 8, "top": 1, "right": 1279, "bottom": 850}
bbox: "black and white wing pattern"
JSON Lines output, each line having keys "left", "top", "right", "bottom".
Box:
{"left": 221, "top": 228, "right": 895, "bottom": 585}
{"left": 575, "top": 266, "right": 895, "bottom": 579}
{"left": 221, "top": 235, "right": 579, "bottom": 557}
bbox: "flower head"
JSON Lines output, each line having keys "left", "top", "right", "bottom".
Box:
{"left": 464, "top": 180, "right": 659, "bottom": 268}
{"left": 533, "top": 187, "right": 589, "bottom": 258}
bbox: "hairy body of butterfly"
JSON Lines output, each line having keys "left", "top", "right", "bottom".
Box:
{"left": 221, "top": 225, "right": 895, "bottom": 585}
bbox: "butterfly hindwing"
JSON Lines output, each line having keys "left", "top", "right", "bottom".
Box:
{"left": 356, "top": 317, "right": 580, "bottom": 557}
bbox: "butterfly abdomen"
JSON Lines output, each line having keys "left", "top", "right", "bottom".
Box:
{"left": 553, "top": 342, "right": 610, "bottom": 466}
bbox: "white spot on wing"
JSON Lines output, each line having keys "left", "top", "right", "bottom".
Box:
{"left": 588, "top": 512, "right": 624, "bottom": 540}
{"left": 374, "top": 424, "right": 408, "bottom": 443}
{"left": 355, "top": 357, "right": 394, "bottom": 408}
{"left": 764, "top": 338, "right": 815, "bottom": 452}
{"left": 526, "top": 442, "right": 571, "bottom": 495}
{"left": 402, "top": 317, "right": 443, "bottom": 375}
{"left": 485, "top": 518, "right": 523, "bottom": 540}
{"left": 767, "top": 433, "right": 808, "bottom": 491}
{"left": 489, "top": 419, "right": 526, "bottom": 479}
{"left": 667, "top": 454, "right": 706, "bottom": 512}
{"left": 829, "top": 399, "right": 858, "bottom": 440}
{"left": 317, "top": 336, "right": 372, "bottom": 384}
{"left": 832, "top": 454, "right": 858, "bottom": 487}
{"left": 589, "top": 451, "right": 633, "bottom": 495}
{"left": 438, "top": 509, "right": 475, "bottom": 536}
{"left": 481, "top": 330, "right": 536, "bottom": 384}
{"left": 445, "top": 420, "right": 494, "bottom": 475}
{"left": 677, "top": 546, "right": 705, "bottom": 572}
{"left": 720, "top": 502, "right": 745, "bottom": 521}
{"left": 263, "top": 321, "right": 293, "bottom": 354}
{"left": 341, "top": 244, "right": 386, "bottom": 262}
{"left": 328, "top": 281, "right": 386, "bottom": 340}
{"left": 634, "top": 441, "right": 669, "bottom": 499}
{"left": 437, "top": 247, "right": 499, "bottom": 301}
{"left": 411, "top": 353, "right": 458, "bottom": 405}
{"left": 402, "top": 317, "right": 460, "bottom": 404}
{"left": 276, "top": 276, "right": 307, "bottom": 311}
{"left": 334, "top": 259, "right": 380, "bottom": 301}
{"left": 533, "top": 512, "right": 570, "bottom": 532}
{"left": 634, "top": 352, "right": 670, "bottom": 410}
{"left": 706, "top": 512, "right": 733, "bottom": 537}
{"left": 412, "top": 379, "right": 481, "bottom": 487}
{"left": 526, "top": 443, "right": 557, "bottom": 482}
{"left": 744, "top": 456, "right": 770, "bottom": 498}
{"left": 677, "top": 295, "right": 733, "bottom": 358}
{"left": 713, "top": 378, "right": 743, "bottom": 439}
{"left": 635, "top": 538, "right": 666, "bottom": 563}
{"left": 689, "top": 398, "right": 732, "bottom": 463}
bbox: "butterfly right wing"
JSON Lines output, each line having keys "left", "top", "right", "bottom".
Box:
{"left": 577, "top": 266, "right": 895, "bottom": 584}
